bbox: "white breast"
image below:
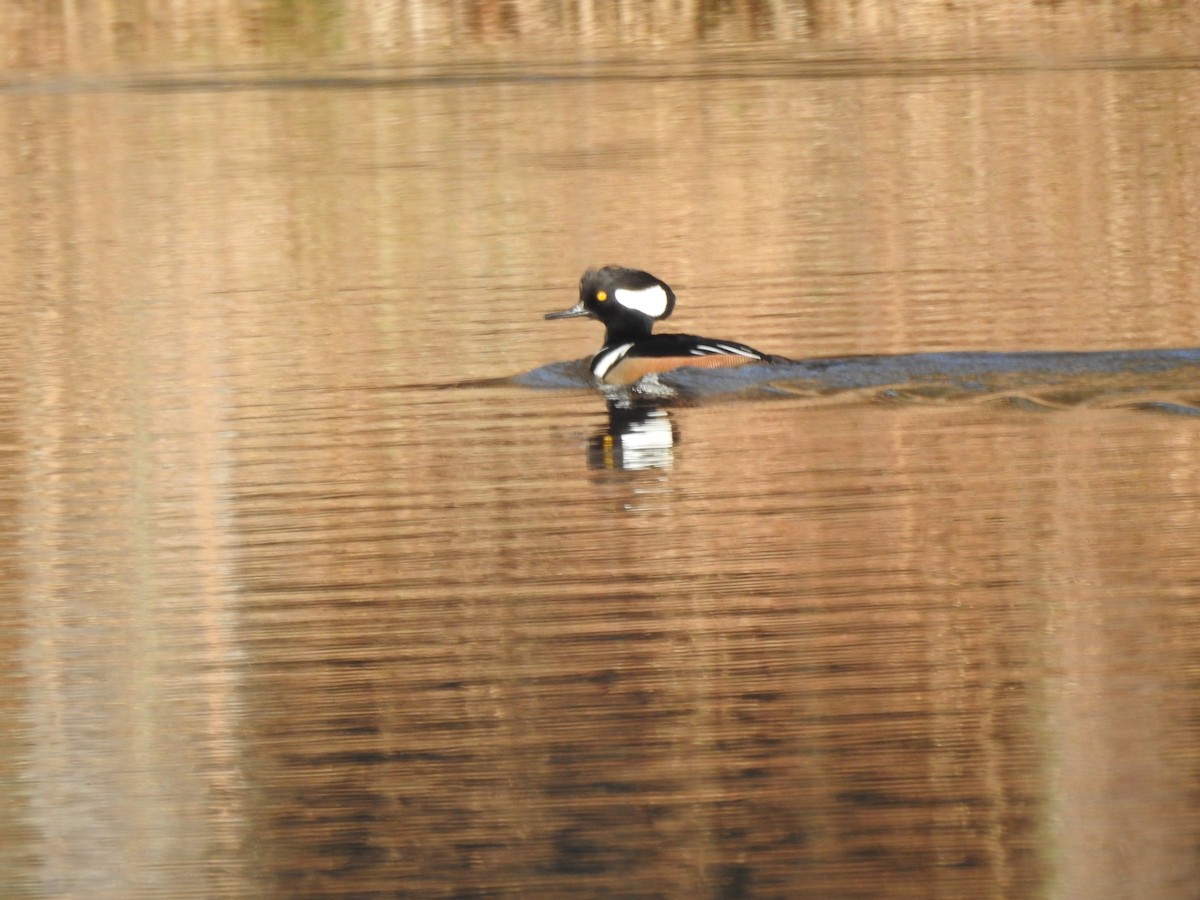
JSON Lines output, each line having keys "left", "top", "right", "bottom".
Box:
{"left": 591, "top": 343, "right": 635, "bottom": 379}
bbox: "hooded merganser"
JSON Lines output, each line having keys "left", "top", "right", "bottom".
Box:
{"left": 545, "top": 266, "right": 776, "bottom": 387}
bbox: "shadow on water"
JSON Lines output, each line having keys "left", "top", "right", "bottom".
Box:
{"left": 513, "top": 348, "right": 1200, "bottom": 470}
{"left": 516, "top": 347, "right": 1200, "bottom": 411}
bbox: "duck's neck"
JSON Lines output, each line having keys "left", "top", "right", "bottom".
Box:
{"left": 604, "top": 319, "right": 654, "bottom": 347}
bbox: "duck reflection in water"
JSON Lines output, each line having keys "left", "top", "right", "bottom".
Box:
{"left": 588, "top": 400, "right": 678, "bottom": 471}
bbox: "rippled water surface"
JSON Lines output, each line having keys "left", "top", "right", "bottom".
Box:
{"left": 4, "top": 15, "right": 1200, "bottom": 898}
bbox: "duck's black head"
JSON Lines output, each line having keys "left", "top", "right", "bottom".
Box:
{"left": 545, "top": 266, "right": 676, "bottom": 344}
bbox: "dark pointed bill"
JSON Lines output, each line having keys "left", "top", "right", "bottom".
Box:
{"left": 545, "top": 301, "right": 592, "bottom": 320}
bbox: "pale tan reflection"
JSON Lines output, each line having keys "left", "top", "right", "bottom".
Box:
{"left": 14, "top": 256, "right": 249, "bottom": 894}
{"left": 1043, "top": 421, "right": 1200, "bottom": 898}
{"left": 1052, "top": 606, "right": 1200, "bottom": 899}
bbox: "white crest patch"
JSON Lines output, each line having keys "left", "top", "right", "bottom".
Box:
{"left": 591, "top": 343, "right": 634, "bottom": 379}
{"left": 614, "top": 285, "right": 669, "bottom": 318}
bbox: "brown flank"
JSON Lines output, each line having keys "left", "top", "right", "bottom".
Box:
{"left": 602, "top": 353, "right": 760, "bottom": 386}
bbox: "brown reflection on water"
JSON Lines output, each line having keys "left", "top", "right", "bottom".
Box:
{"left": 4, "top": 28, "right": 1200, "bottom": 900}
{"left": 220, "top": 399, "right": 1200, "bottom": 897}
{"left": 7, "top": 61, "right": 1200, "bottom": 370}
{"left": 6, "top": 1, "right": 1200, "bottom": 73}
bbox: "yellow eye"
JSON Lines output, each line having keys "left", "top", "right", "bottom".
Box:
{"left": 596, "top": 290, "right": 607, "bottom": 302}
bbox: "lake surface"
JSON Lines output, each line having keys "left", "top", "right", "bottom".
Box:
{"left": 3, "top": 9, "right": 1200, "bottom": 898}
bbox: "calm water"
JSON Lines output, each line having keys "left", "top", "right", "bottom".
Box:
{"left": 4, "top": 25, "right": 1200, "bottom": 900}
